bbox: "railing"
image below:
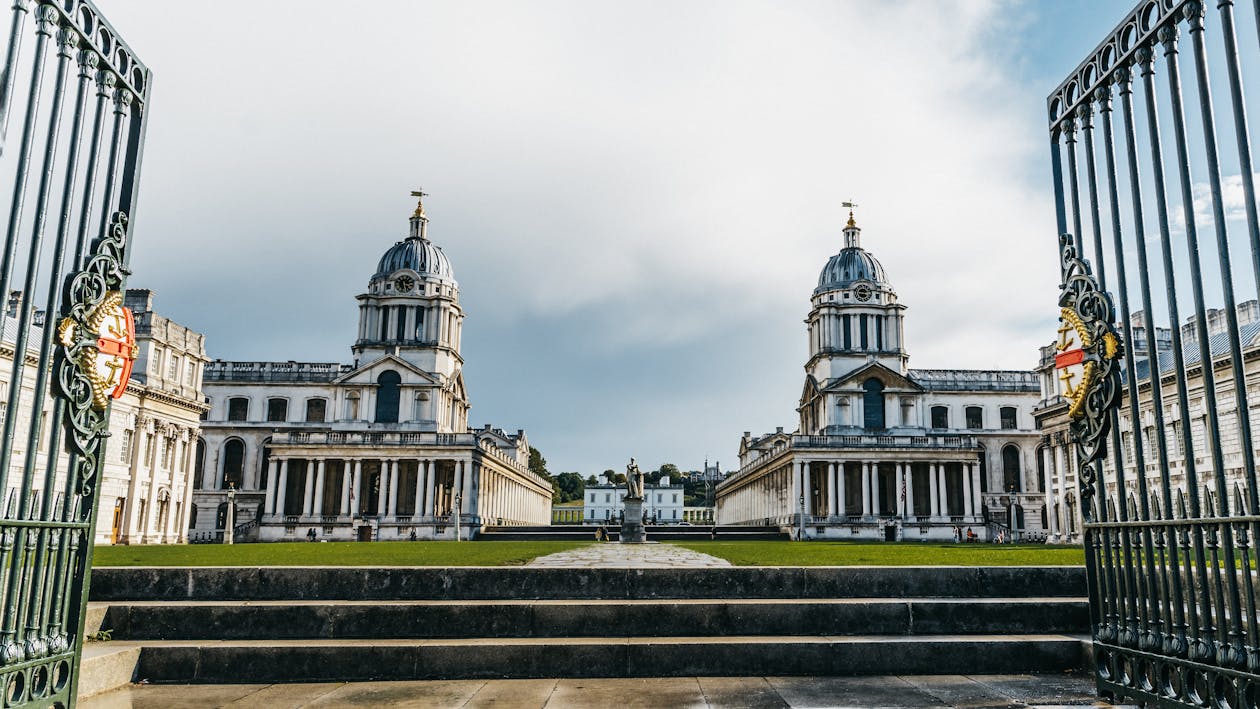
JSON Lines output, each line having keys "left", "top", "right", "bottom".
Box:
{"left": 204, "top": 360, "right": 351, "bottom": 383}
{"left": 791, "top": 433, "right": 977, "bottom": 449}
{"left": 910, "top": 369, "right": 1041, "bottom": 392}
{"left": 273, "top": 431, "right": 476, "bottom": 446}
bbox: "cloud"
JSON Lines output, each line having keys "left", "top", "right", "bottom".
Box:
{"left": 102, "top": 0, "right": 1059, "bottom": 472}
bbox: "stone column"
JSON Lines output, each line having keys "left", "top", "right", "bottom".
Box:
{"left": 928, "top": 463, "right": 939, "bottom": 519}
{"left": 275, "top": 459, "right": 289, "bottom": 517}
{"left": 312, "top": 459, "right": 326, "bottom": 516}
{"left": 798, "top": 460, "right": 808, "bottom": 522}
{"left": 387, "top": 460, "right": 400, "bottom": 517}
{"left": 460, "top": 460, "right": 474, "bottom": 515}
{"left": 937, "top": 464, "right": 949, "bottom": 518}
{"left": 971, "top": 461, "right": 983, "bottom": 519}
{"left": 352, "top": 460, "right": 363, "bottom": 515}
{"left": 339, "top": 461, "right": 351, "bottom": 515}
{"left": 963, "top": 463, "right": 974, "bottom": 518}
{"left": 895, "top": 463, "right": 905, "bottom": 518}
{"left": 870, "top": 462, "right": 880, "bottom": 516}
{"left": 1042, "top": 447, "right": 1057, "bottom": 538}
{"left": 377, "top": 460, "right": 389, "bottom": 516}
{"left": 264, "top": 457, "right": 280, "bottom": 515}
{"left": 906, "top": 464, "right": 916, "bottom": 519}
{"left": 861, "top": 462, "right": 872, "bottom": 517}
{"left": 836, "top": 463, "right": 847, "bottom": 517}
{"left": 827, "top": 462, "right": 838, "bottom": 517}
{"left": 425, "top": 460, "right": 437, "bottom": 516}
{"left": 414, "top": 460, "right": 426, "bottom": 518}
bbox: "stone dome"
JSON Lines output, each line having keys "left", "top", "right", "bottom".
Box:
{"left": 374, "top": 235, "right": 454, "bottom": 280}
{"left": 816, "top": 247, "right": 889, "bottom": 293}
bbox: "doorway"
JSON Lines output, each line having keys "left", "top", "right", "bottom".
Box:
{"left": 356, "top": 525, "right": 373, "bottom": 542}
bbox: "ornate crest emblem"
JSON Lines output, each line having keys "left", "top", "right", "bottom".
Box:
{"left": 1056, "top": 306, "right": 1120, "bottom": 419}
{"left": 58, "top": 290, "right": 136, "bottom": 411}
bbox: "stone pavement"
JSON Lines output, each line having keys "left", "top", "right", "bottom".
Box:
{"left": 526, "top": 542, "right": 731, "bottom": 568}
{"left": 81, "top": 674, "right": 1131, "bottom": 708}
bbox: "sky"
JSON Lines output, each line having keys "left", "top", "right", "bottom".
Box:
{"left": 94, "top": 0, "right": 1137, "bottom": 476}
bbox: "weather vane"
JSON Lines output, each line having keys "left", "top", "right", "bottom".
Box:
{"left": 411, "top": 189, "right": 428, "bottom": 218}
{"left": 842, "top": 199, "right": 858, "bottom": 226}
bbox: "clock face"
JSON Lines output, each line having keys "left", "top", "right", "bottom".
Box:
{"left": 855, "top": 284, "right": 872, "bottom": 302}
{"left": 395, "top": 276, "right": 415, "bottom": 293}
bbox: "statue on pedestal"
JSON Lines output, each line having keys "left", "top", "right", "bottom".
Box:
{"left": 626, "top": 458, "right": 644, "bottom": 499}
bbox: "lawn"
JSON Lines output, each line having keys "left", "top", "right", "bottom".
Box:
{"left": 675, "top": 540, "right": 1086, "bottom": 566}
{"left": 92, "top": 541, "right": 593, "bottom": 567}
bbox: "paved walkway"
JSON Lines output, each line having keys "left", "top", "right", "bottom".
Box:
{"left": 526, "top": 542, "right": 731, "bottom": 568}
{"left": 81, "top": 674, "right": 1130, "bottom": 708}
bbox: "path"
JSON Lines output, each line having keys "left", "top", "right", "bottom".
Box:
{"left": 526, "top": 542, "right": 731, "bottom": 568}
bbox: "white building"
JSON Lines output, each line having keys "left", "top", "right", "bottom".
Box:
{"left": 193, "top": 196, "right": 552, "bottom": 541}
{"left": 584, "top": 475, "right": 684, "bottom": 524}
{"left": 716, "top": 211, "right": 1045, "bottom": 540}
{"left": 1, "top": 289, "right": 207, "bottom": 545}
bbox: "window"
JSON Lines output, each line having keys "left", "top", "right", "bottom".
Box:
{"left": 222, "top": 440, "right": 245, "bottom": 489}
{"left": 266, "top": 398, "right": 288, "bottom": 423}
{"left": 168, "top": 354, "right": 180, "bottom": 380}
{"left": 605, "top": 493, "right": 610, "bottom": 503}
{"left": 161, "top": 438, "right": 174, "bottom": 469}
{"left": 120, "top": 430, "right": 133, "bottom": 462}
{"left": 184, "top": 360, "right": 195, "bottom": 385}
{"left": 415, "top": 308, "right": 426, "bottom": 340}
{"left": 965, "top": 406, "right": 983, "bottom": 429}
{"left": 1002, "top": 444, "right": 1021, "bottom": 492}
{"left": 375, "top": 371, "right": 402, "bottom": 423}
{"left": 346, "top": 392, "right": 360, "bottom": 420}
{"left": 862, "top": 378, "right": 885, "bottom": 430}
{"left": 1000, "top": 407, "right": 1018, "bottom": 430}
{"left": 843, "top": 315, "right": 852, "bottom": 349}
{"left": 860, "top": 314, "right": 869, "bottom": 350}
{"left": 227, "top": 398, "right": 249, "bottom": 421}
{"left": 931, "top": 406, "right": 949, "bottom": 429}
{"left": 305, "top": 398, "right": 326, "bottom": 423}
{"left": 194, "top": 438, "right": 206, "bottom": 487}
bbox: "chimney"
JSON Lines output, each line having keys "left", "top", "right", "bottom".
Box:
{"left": 124, "top": 289, "right": 154, "bottom": 314}
{"left": 7, "top": 290, "right": 20, "bottom": 318}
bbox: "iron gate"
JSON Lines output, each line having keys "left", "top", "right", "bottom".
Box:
{"left": 1049, "top": 0, "right": 1260, "bottom": 705}
{"left": 0, "top": 0, "right": 149, "bottom": 706}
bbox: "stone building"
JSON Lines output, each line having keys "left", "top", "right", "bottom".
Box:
{"left": 0, "top": 289, "right": 207, "bottom": 545}
{"left": 715, "top": 212, "right": 1045, "bottom": 540}
{"left": 193, "top": 196, "right": 552, "bottom": 541}
{"left": 1035, "top": 301, "right": 1260, "bottom": 543}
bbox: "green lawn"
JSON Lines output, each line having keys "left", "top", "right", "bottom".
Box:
{"left": 92, "top": 541, "right": 593, "bottom": 567}
{"left": 675, "top": 540, "right": 1085, "bottom": 566}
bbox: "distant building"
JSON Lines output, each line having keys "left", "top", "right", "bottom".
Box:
{"left": 716, "top": 211, "right": 1044, "bottom": 540}
{"left": 584, "top": 474, "right": 685, "bottom": 524}
{"left": 0, "top": 288, "right": 208, "bottom": 545}
{"left": 193, "top": 196, "right": 551, "bottom": 542}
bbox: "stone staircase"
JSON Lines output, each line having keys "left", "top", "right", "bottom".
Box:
{"left": 478, "top": 524, "right": 789, "bottom": 541}
{"left": 83, "top": 566, "right": 1090, "bottom": 685}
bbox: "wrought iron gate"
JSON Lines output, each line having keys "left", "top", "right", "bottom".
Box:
{"left": 0, "top": 0, "right": 149, "bottom": 706}
{"left": 1049, "top": 0, "right": 1260, "bottom": 705}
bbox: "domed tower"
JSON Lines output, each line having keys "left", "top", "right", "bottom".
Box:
{"left": 353, "top": 192, "right": 464, "bottom": 384}
{"left": 807, "top": 209, "right": 907, "bottom": 382}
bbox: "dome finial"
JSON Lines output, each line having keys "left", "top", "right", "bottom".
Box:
{"left": 409, "top": 189, "right": 430, "bottom": 239}
{"left": 842, "top": 199, "right": 859, "bottom": 229}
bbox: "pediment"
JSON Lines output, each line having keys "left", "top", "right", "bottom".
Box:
{"left": 824, "top": 361, "right": 921, "bottom": 392}
{"left": 334, "top": 354, "right": 441, "bottom": 386}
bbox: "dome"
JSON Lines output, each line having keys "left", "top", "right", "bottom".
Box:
{"left": 374, "top": 236, "right": 454, "bottom": 280}
{"left": 815, "top": 247, "right": 889, "bottom": 293}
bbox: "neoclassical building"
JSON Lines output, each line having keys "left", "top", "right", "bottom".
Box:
{"left": 1035, "top": 301, "right": 1260, "bottom": 544}
{"left": 193, "top": 196, "right": 552, "bottom": 541}
{"left": 0, "top": 289, "right": 207, "bottom": 545}
{"left": 715, "top": 212, "right": 1045, "bottom": 540}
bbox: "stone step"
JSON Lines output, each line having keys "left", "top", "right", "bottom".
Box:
{"left": 77, "top": 643, "right": 140, "bottom": 699}
{"left": 90, "top": 566, "right": 1086, "bottom": 602}
{"left": 114, "top": 634, "right": 1088, "bottom": 683}
{"left": 480, "top": 526, "right": 790, "bottom": 542}
{"left": 96, "top": 597, "right": 1089, "bottom": 641}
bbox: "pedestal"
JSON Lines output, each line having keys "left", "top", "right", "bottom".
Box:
{"left": 620, "top": 497, "right": 646, "bottom": 543}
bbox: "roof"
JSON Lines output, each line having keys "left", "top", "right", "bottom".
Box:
{"left": 1129, "top": 321, "right": 1260, "bottom": 384}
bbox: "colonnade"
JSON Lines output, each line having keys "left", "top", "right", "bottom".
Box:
{"left": 718, "top": 457, "right": 983, "bottom": 526}
{"left": 1040, "top": 437, "right": 1078, "bottom": 541}
{"left": 264, "top": 456, "right": 474, "bottom": 520}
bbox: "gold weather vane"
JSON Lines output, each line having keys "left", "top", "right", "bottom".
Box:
{"left": 411, "top": 189, "right": 429, "bottom": 219}
{"left": 842, "top": 200, "right": 859, "bottom": 228}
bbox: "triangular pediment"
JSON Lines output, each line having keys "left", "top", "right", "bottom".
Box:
{"left": 334, "top": 354, "right": 441, "bottom": 386}
{"left": 823, "top": 361, "right": 921, "bottom": 392}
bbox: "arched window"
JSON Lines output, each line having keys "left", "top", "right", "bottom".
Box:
{"left": 1000, "top": 406, "right": 1018, "bottom": 430}
{"left": 259, "top": 438, "right": 272, "bottom": 491}
{"left": 222, "top": 439, "right": 245, "bottom": 489}
{"left": 930, "top": 406, "right": 949, "bottom": 429}
{"left": 266, "top": 398, "right": 288, "bottom": 422}
{"left": 965, "top": 406, "right": 983, "bottom": 429}
{"left": 227, "top": 397, "right": 249, "bottom": 421}
{"left": 345, "top": 391, "right": 360, "bottom": 420}
{"left": 305, "top": 398, "right": 327, "bottom": 423}
{"left": 375, "top": 371, "right": 402, "bottom": 423}
{"left": 862, "top": 378, "right": 885, "bottom": 430}
{"left": 1002, "top": 444, "right": 1021, "bottom": 492}
{"left": 195, "top": 438, "right": 207, "bottom": 488}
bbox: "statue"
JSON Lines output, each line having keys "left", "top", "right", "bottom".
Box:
{"left": 625, "top": 458, "right": 644, "bottom": 499}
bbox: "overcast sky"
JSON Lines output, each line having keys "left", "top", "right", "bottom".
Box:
{"left": 100, "top": 0, "right": 1133, "bottom": 476}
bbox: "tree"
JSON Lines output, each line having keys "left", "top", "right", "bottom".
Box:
{"left": 586, "top": 475, "right": 598, "bottom": 486}
{"left": 554, "top": 472, "right": 585, "bottom": 503}
{"left": 529, "top": 447, "right": 549, "bottom": 479}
